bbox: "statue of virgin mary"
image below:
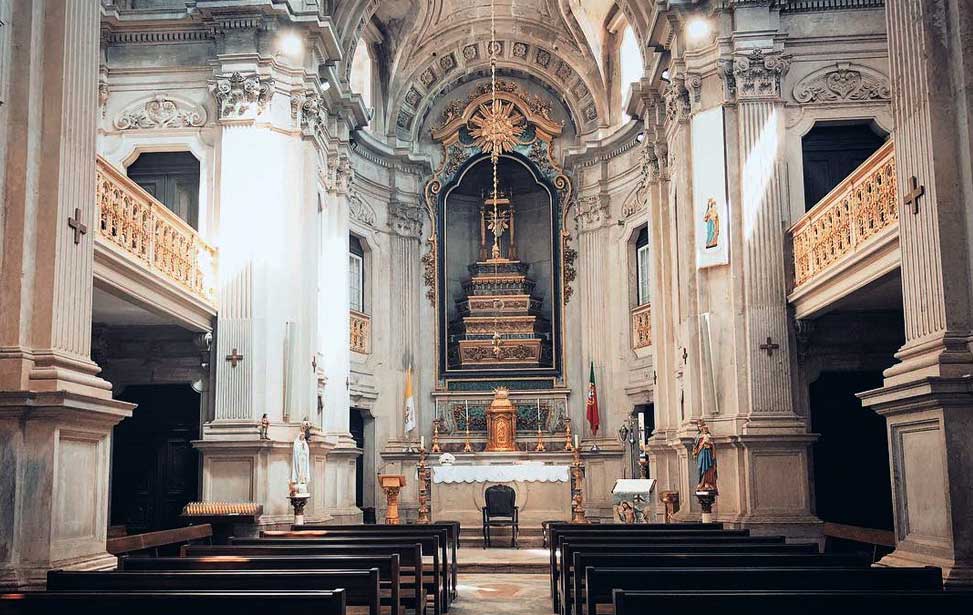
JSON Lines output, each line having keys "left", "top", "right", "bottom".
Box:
{"left": 291, "top": 431, "right": 311, "bottom": 493}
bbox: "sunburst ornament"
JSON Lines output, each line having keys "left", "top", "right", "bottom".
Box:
{"left": 469, "top": 99, "right": 525, "bottom": 157}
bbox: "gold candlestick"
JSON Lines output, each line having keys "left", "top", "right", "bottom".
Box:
{"left": 431, "top": 418, "right": 442, "bottom": 453}
{"left": 417, "top": 445, "right": 431, "bottom": 524}
{"left": 570, "top": 443, "right": 589, "bottom": 524}
{"left": 463, "top": 422, "right": 474, "bottom": 452}
{"left": 535, "top": 427, "right": 546, "bottom": 452}
{"left": 564, "top": 417, "right": 574, "bottom": 451}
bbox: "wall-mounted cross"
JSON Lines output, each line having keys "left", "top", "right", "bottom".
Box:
{"left": 759, "top": 337, "right": 780, "bottom": 357}
{"left": 904, "top": 176, "right": 925, "bottom": 215}
{"left": 67, "top": 208, "right": 88, "bottom": 245}
{"left": 225, "top": 348, "right": 245, "bottom": 368}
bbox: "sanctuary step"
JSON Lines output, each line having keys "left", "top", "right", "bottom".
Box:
{"left": 459, "top": 525, "right": 544, "bottom": 549}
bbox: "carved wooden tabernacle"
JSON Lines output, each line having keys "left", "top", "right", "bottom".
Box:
{"left": 485, "top": 387, "right": 518, "bottom": 452}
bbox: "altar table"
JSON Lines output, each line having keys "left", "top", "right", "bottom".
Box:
{"left": 430, "top": 463, "right": 572, "bottom": 525}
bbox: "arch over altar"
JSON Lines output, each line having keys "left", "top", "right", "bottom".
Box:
{"left": 421, "top": 81, "right": 578, "bottom": 383}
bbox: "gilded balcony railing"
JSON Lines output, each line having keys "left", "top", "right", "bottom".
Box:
{"left": 791, "top": 140, "right": 897, "bottom": 289}
{"left": 95, "top": 156, "right": 217, "bottom": 305}
{"left": 350, "top": 310, "right": 370, "bottom": 354}
{"left": 632, "top": 303, "right": 652, "bottom": 350}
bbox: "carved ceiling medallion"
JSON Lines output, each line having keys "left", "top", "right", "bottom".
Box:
{"left": 468, "top": 100, "right": 526, "bottom": 157}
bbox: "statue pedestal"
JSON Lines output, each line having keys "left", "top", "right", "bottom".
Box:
{"left": 289, "top": 494, "right": 310, "bottom": 525}
{"left": 696, "top": 489, "right": 718, "bottom": 524}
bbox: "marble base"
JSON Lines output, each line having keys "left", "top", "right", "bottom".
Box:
{"left": 0, "top": 390, "right": 134, "bottom": 590}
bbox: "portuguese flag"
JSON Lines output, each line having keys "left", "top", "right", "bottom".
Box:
{"left": 586, "top": 362, "right": 600, "bottom": 435}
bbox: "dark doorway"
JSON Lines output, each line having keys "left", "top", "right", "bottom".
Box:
{"left": 127, "top": 151, "right": 201, "bottom": 228}
{"left": 810, "top": 371, "right": 893, "bottom": 531}
{"left": 802, "top": 123, "right": 886, "bottom": 210}
{"left": 349, "top": 408, "right": 365, "bottom": 510}
{"left": 110, "top": 384, "right": 201, "bottom": 534}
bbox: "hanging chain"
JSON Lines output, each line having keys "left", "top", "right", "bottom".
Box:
{"left": 490, "top": 0, "right": 499, "bottom": 204}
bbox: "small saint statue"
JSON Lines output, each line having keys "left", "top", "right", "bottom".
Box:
{"left": 301, "top": 416, "right": 312, "bottom": 442}
{"left": 692, "top": 419, "right": 718, "bottom": 492}
{"left": 291, "top": 431, "right": 311, "bottom": 494}
{"left": 258, "top": 413, "right": 270, "bottom": 440}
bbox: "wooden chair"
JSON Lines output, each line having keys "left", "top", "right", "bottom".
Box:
{"left": 481, "top": 484, "right": 518, "bottom": 548}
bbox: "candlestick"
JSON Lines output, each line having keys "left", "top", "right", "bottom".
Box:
{"left": 431, "top": 418, "right": 442, "bottom": 453}
{"left": 564, "top": 417, "right": 574, "bottom": 451}
{"left": 570, "top": 440, "right": 588, "bottom": 524}
{"left": 463, "top": 403, "right": 473, "bottom": 453}
{"left": 417, "top": 444, "right": 431, "bottom": 524}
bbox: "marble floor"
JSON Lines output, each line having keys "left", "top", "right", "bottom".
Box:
{"left": 450, "top": 573, "right": 553, "bottom": 615}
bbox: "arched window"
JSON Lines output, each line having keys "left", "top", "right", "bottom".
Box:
{"left": 350, "top": 40, "right": 373, "bottom": 113}
{"left": 349, "top": 235, "right": 365, "bottom": 313}
{"left": 619, "top": 25, "right": 643, "bottom": 122}
{"left": 635, "top": 226, "right": 649, "bottom": 306}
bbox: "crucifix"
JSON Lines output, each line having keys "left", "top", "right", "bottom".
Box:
{"left": 759, "top": 337, "right": 780, "bottom": 357}
{"left": 67, "top": 207, "right": 88, "bottom": 245}
{"left": 904, "top": 176, "right": 925, "bottom": 215}
{"left": 225, "top": 348, "right": 245, "bottom": 368}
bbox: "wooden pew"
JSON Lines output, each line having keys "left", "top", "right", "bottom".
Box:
{"left": 612, "top": 589, "right": 973, "bottom": 613}
{"left": 185, "top": 544, "right": 426, "bottom": 615}
{"left": 586, "top": 566, "right": 943, "bottom": 615}
{"left": 296, "top": 523, "right": 460, "bottom": 601}
{"left": 121, "top": 555, "right": 401, "bottom": 615}
{"left": 560, "top": 544, "right": 840, "bottom": 615}
{"left": 272, "top": 527, "right": 454, "bottom": 608}
{"left": 552, "top": 532, "right": 779, "bottom": 613}
{"left": 546, "top": 524, "right": 737, "bottom": 608}
{"left": 0, "top": 590, "right": 346, "bottom": 615}
{"left": 234, "top": 535, "right": 445, "bottom": 615}
{"left": 47, "top": 569, "right": 380, "bottom": 615}
{"left": 106, "top": 524, "right": 213, "bottom": 557}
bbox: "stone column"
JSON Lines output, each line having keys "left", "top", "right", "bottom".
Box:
{"left": 858, "top": 0, "right": 973, "bottom": 587}
{"left": 721, "top": 46, "right": 818, "bottom": 537}
{"left": 318, "top": 149, "right": 362, "bottom": 523}
{"left": 0, "top": 0, "right": 133, "bottom": 588}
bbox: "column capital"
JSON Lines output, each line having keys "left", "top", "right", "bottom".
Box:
{"left": 720, "top": 48, "right": 791, "bottom": 103}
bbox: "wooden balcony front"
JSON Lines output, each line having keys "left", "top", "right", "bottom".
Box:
{"left": 94, "top": 156, "right": 217, "bottom": 331}
{"left": 788, "top": 140, "right": 899, "bottom": 319}
{"left": 350, "top": 310, "right": 370, "bottom": 354}
{"left": 632, "top": 303, "right": 652, "bottom": 351}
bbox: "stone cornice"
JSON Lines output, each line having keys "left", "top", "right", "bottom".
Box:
{"left": 350, "top": 130, "right": 433, "bottom": 177}
{"left": 564, "top": 122, "right": 645, "bottom": 169}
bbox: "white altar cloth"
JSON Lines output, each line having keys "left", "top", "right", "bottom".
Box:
{"left": 431, "top": 464, "right": 570, "bottom": 484}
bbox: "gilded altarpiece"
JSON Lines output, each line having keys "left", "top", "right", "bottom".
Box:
{"left": 422, "top": 82, "right": 576, "bottom": 384}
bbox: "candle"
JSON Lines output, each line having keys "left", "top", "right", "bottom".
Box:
{"left": 465, "top": 400, "right": 470, "bottom": 428}
{"left": 420, "top": 436, "right": 425, "bottom": 449}
{"left": 574, "top": 434, "right": 579, "bottom": 448}
{"left": 536, "top": 398, "right": 541, "bottom": 424}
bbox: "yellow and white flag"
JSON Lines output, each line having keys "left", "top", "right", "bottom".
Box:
{"left": 404, "top": 364, "right": 417, "bottom": 434}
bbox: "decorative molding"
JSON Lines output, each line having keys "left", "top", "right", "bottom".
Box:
{"left": 291, "top": 89, "right": 328, "bottom": 136}
{"left": 387, "top": 197, "right": 423, "bottom": 238}
{"left": 113, "top": 93, "right": 206, "bottom": 130}
{"left": 348, "top": 191, "right": 377, "bottom": 227}
{"left": 732, "top": 49, "right": 791, "bottom": 100}
{"left": 576, "top": 194, "right": 611, "bottom": 231}
{"left": 210, "top": 72, "right": 274, "bottom": 119}
{"left": 792, "top": 62, "right": 890, "bottom": 104}
{"left": 662, "top": 75, "right": 690, "bottom": 123}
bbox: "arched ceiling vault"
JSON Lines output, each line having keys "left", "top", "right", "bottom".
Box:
{"left": 332, "top": 0, "right": 658, "bottom": 141}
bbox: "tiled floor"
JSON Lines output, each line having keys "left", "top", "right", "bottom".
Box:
{"left": 458, "top": 547, "right": 549, "bottom": 566}
{"left": 450, "top": 573, "right": 554, "bottom": 615}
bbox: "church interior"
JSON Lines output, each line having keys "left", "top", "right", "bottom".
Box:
{"left": 1, "top": 0, "right": 973, "bottom": 611}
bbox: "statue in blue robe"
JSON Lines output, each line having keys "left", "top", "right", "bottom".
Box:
{"left": 693, "top": 419, "right": 718, "bottom": 492}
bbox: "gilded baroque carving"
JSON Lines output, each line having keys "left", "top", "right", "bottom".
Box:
{"left": 114, "top": 94, "right": 206, "bottom": 129}
{"left": 732, "top": 49, "right": 791, "bottom": 99}
{"left": 631, "top": 304, "right": 652, "bottom": 350}
{"left": 422, "top": 238, "right": 437, "bottom": 303}
{"left": 349, "top": 311, "right": 370, "bottom": 354}
{"left": 469, "top": 100, "right": 526, "bottom": 156}
{"left": 792, "top": 62, "right": 890, "bottom": 104}
{"left": 211, "top": 72, "right": 274, "bottom": 119}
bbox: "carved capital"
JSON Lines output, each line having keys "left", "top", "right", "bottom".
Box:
{"left": 732, "top": 49, "right": 791, "bottom": 101}
{"left": 327, "top": 153, "right": 353, "bottom": 195}
{"left": 292, "top": 89, "right": 329, "bottom": 137}
{"left": 210, "top": 72, "right": 274, "bottom": 120}
{"left": 387, "top": 197, "right": 423, "bottom": 238}
{"left": 662, "top": 76, "right": 691, "bottom": 124}
{"left": 576, "top": 194, "right": 612, "bottom": 231}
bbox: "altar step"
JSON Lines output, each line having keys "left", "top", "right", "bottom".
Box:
{"left": 459, "top": 526, "right": 545, "bottom": 549}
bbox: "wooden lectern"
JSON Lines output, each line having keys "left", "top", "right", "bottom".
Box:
{"left": 379, "top": 474, "right": 407, "bottom": 525}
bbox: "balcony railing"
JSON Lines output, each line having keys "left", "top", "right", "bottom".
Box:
{"left": 350, "top": 310, "right": 370, "bottom": 354}
{"left": 96, "top": 156, "right": 217, "bottom": 306}
{"left": 632, "top": 303, "right": 652, "bottom": 350}
{"left": 791, "top": 140, "right": 897, "bottom": 289}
